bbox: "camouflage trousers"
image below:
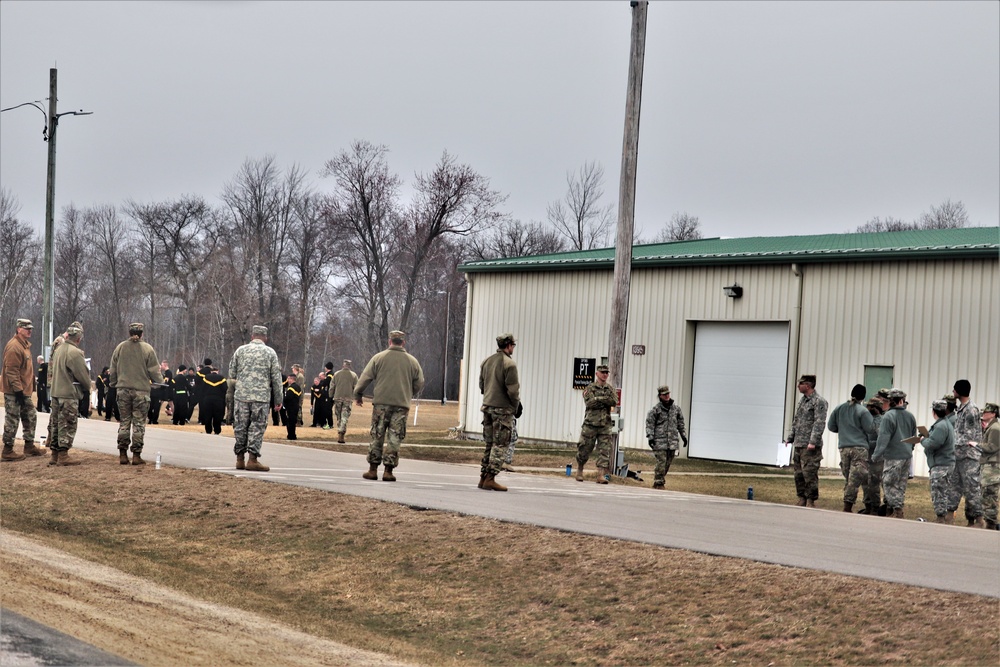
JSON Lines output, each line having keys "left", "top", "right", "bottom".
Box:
{"left": 50, "top": 397, "right": 79, "bottom": 452}
{"left": 653, "top": 448, "right": 677, "bottom": 485}
{"left": 334, "top": 399, "right": 353, "bottom": 434}
{"left": 3, "top": 393, "right": 37, "bottom": 447}
{"left": 233, "top": 400, "right": 270, "bottom": 457}
{"left": 793, "top": 447, "right": 823, "bottom": 501}
{"left": 368, "top": 404, "right": 408, "bottom": 468}
{"left": 577, "top": 422, "right": 613, "bottom": 470}
{"left": 980, "top": 463, "right": 999, "bottom": 523}
{"left": 839, "top": 447, "right": 869, "bottom": 504}
{"left": 863, "top": 457, "right": 884, "bottom": 507}
{"left": 116, "top": 388, "right": 150, "bottom": 453}
{"left": 929, "top": 463, "right": 955, "bottom": 517}
{"left": 881, "top": 457, "right": 911, "bottom": 510}
{"left": 947, "top": 457, "right": 983, "bottom": 519}
{"left": 480, "top": 406, "right": 514, "bottom": 476}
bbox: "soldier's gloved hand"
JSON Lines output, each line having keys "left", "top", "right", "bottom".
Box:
{"left": 681, "top": 435, "right": 689, "bottom": 447}
{"left": 515, "top": 402, "right": 523, "bottom": 418}
{"left": 14, "top": 390, "right": 26, "bottom": 406}
{"left": 648, "top": 439, "right": 655, "bottom": 449}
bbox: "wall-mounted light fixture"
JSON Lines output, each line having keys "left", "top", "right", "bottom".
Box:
{"left": 723, "top": 283, "right": 743, "bottom": 299}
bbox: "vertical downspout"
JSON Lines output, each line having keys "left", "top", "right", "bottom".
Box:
{"left": 456, "top": 274, "right": 475, "bottom": 433}
{"left": 786, "top": 263, "right": 804, "bottom": 436}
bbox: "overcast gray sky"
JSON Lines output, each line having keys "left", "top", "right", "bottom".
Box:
{"left": 2, "top": 1, "right": 997, "bottom": 242}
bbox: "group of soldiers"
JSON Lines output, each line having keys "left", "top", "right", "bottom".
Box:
{"left": 788, "top": 375, "right": 999, "bottom": 528}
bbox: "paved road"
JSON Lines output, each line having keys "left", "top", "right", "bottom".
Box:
{"left": 0, "top": 608, "right": 135, "bottom": 666}
{"left": 25, "top": 413, "right": 1000, "bottom": 598}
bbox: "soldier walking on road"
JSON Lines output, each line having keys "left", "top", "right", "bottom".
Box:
{"left": 331, "top": 359, "right": 358, "bottom": 443}
{"left": 645, "top": 385, "right": 687, "bottom": 489}
{"left": 48, "top": 322, "right": 89, "bottom": 466}
{"left": 828, "top": 384, "right": 874, "bottom": 513}
{"left": 109, "top": 323, "right": 163, "bottom": 465}
{"left": 785, "top": 374, "right": 828, "bottom": 508}
{"left": 355, "top": 330, "right": 424, "bottom": 483}
{"left": 872, "top": 388, "right": 917, "bottom": 518}
{"left": 229, "top": 325, "right": 283, "bottom": 472}
{"left": 947, "top": 379, "right": 985, "bottom": 528}
{"left": 575, "top": 364, "right": 619, "bottom": 484}
{"left": 2, "top": 318, "right": 43, "bottom": 462}
{"left": 478, "top": 333, "right": 520, "bottom": 491}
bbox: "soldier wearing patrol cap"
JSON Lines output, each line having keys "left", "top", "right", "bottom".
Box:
{"left": 330, "top": 359, "right": 358, "bottom": 444}
{"left": 576, "top": 364, "right": 619, "bottom": 484}
{"left": 860, "top": 396, "right": 885, "bottom": 515}
{"left": 2, "top": 318, "right": 43, "bottom": 462}
{"left": 979, "top": 402, "right": 999, "bottom": 529}
{"left": 229, "top": 325, "right": 284, "bottom": 472}
{"left": 785, "top": 374, "right": 828, "bottom": 507}
{"left": 919, "top": 399, "right": 956, "bottom": 523}
{"left": 872, "top": 388, "right": 917, "bottom": 518}
{"left": 477, "top": 332, "right": 520, "bottom": 491}
{"left": 355, "top": 330, "right": 424, "bottom": 482}
{"left": 109, "top": 322, "right": 163, "bottom": 465}
{"left": 645, "top": 384, "right": 687, "bottom": 488}
{"left": 48, "top": 321, "right": 89, "bottom": 465}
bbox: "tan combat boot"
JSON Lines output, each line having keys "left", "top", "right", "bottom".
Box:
{"left": 478, "top": 473, "right": 486, "bottom": 489}
{"left": 985, "top": 518, "right": 997, "bottom": 530}
{"left": 482, "top": 474, "right": 507, "bottom": 492}
{"left": 575, "top": 462, "right": 585, "bottom": 482}
{"left": 382, "top": 465, "right": 396, "bottom": 482}
{"left": 596, "top": 467, "right": 609, "bottom": 484}
{"left": 57, "top": 450, "right": 82, "bottom": 466}
{"left": 893, "top": 507, "right": 905, "bottom": 519}
{"left": 935, "top": 514, "right": 947, "bottom": 524}
{"left": 337, "top": 433, "right": 346, "bottom": 444}
{"left": 1, "top": 444, "right": 25, "bottom": 462}
{"left": 119, "top": 449, "right": 130, "bottom": 465}
{"left": 970, "top": 516, "right": 985, "bottom": 529}
{"left": 48, "top": 448, "right": 59, "bottom": 465}
{"left": 246, "top": 455, "right": 270, "bottom": 472}
{"left": 236, "top": 453, "right": 245, "bottom": 470}
{"left": 944, "top": 510, "right": 955, "bottom": 525}
{"left": 362, "top": 464, "right": 378, "bottom": 480}
{"left": 23, "top": 442, "right": 45, "bottom": 457}
{"left": 131, "top": 452, "right": 146, "bottom": 466}
{"left": 796, "top": 497, "right": 807, "bottom": 507}
{"left": 806, "top": 499, "right": 816, "bottom": 508}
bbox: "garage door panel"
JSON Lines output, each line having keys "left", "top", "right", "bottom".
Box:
{"left": 689, "top": 322, "right": 788, "bottom": 465}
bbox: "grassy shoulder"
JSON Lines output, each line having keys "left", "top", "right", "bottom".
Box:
{"left": 2, "top": 450, "right": 997, "bottom": 667}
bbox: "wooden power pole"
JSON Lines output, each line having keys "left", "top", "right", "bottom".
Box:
{"left": 608, "top": 0, "right": 647, "bottom": 473}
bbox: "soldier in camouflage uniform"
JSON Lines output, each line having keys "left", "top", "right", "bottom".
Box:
{"left": 330, "top": 359, "right": 358, "bottom": 444}
{"left": 644, "top": 385, "right": 687, "bottom": 489}
{"left": 109, "top": 323, "right": 163, "bottom": 465}
{"left": 919, "top": 400, "right": 955, "bottom": 523}
{"left": 979, "top": 402, "right": 999, "bottom": 529}
{"left": 477, "top": 333, "right": 520, "bottom": 491}
{"left": 355, "top": 330, "right": 425, "bottom": 483}
{"left": 576, "top": 364, "right": 619, "bottom": 484}
{"left": 229, "top": 325, "right": 284, "bottom": 472}
{"left": 827, "top": 384, "right": 873, "bottom": 512}
{"left": 785, "top": 374, "right": 828, "bottom": 507}
{"left": 860, "top": 394, "right": 886, "bottom": 515}
{"left": 48, "top": 322, "right": 89, "bottom": 466}
{"left": 947, "top": 380, "right": 985, "bottom": 527}
{"left": 872, "top": 388, "right": 917, "bottom": 518}
{"left": 2, "top": 318, "right": 43, "bottom": 462}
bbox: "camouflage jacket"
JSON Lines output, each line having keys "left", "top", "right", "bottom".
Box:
{"left": 981, "top": 418, "right": 999, "bottom": 466}
{"left": 953, "top": 401, "right": 983, "bottom": 460}
{"left": 229, "top": 339, "right": 283, "bottom": 405}
{"left": 580, "top": 382, "right": 617, "bottom": 428}
{"left": 108, "top": 338, "right": 162, "bottom": 393}
{"left": 786, "top": 392, "right": 828, "bottom": 448}
{"left": 645, "top": 398, "right": 686, "bottom": 451}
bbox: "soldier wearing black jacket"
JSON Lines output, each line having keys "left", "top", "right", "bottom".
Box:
{"left": 280, "top": 374, "right": 302, "bottom": 440}
{"left": 200, "top": 366, "right": 228, "bottom": 435}
{"left": 95, "top": 366, "right": 109, "bottom": 416}
{"left": 171, "top": 365, "right": 190, "bottom": 425}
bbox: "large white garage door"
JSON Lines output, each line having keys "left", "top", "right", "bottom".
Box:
{"left": 689, "top": 322, "right": 789, "bottom": 465}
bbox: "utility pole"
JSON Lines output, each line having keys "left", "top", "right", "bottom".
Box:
{"left": 608, "top": 0, "right": 647, "bottom": 474}
{"left": 42, "top": 68, "right": 58, "bottom": 351}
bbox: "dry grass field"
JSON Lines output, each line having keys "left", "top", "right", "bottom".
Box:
{"left": 2, "top": 402, "right": 997, "bottom": 665}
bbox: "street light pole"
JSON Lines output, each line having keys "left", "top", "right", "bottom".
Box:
{"left": 441, "top": 289, "right": 451, "bottom": 405}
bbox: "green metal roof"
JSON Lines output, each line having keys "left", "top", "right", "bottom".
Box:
{"left": 460, "top": 227, "right": 1000, "bottom": 273}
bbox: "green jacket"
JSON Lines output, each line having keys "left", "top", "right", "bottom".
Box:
{"left": 109, "top": 338, "right": 163, "bottom": 393}
{"left": 981, "top": 418, "right": 999, "bottom": 466}
{"left": 50, "top": 339, "right": 90, "bottom": 401}
{"left": 873, "top": 406, "right": 917, "bottom": 462}
{"left": 922, "top": 417, "right": 955, "bottom": 469}
{"left": 330, "top": 368, "right": 358, "bottom": 400}
{"left": 479, "top": 349, "right": 519, "bottom": 411}
{"left": 828, "top": 400, "right": 874, "bottom": 449}
{"left": 354, "top": 345, "right": 424, "bottom": 408}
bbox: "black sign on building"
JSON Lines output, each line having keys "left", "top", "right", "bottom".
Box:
{"left": 573, "top": 357, "right": 596, "bottom": 389}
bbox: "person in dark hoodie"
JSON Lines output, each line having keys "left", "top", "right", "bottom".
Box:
{"left": 200, "top": 365, "right": 228, "bottom": 435}
{"left": 280, "top": 373, "right": 302, "bottom": 440}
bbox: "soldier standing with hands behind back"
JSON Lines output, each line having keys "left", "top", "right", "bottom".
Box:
{"left": 108, "top": 323, "right": 163, "bottom": 465}
{"left": 2, "top": 319, "right": 43, "bottom": 462}
{"left": 478, "top": 333, "right": 520, "bottom": 492}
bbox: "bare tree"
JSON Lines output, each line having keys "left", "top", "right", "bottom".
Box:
{"left": 547, "top": 161, "right": 615, "bottom": 250}
{"left": 289, "top": 191, "right": 338, "bottom": 371}
{"left": 397, "top": 151, "right": 506, "bottom": 331}
{"left": 86, "top": 204, "right": 138, "bottom": 333}
{"left": 0, "top": 189, "right": 42, "bottom": 328}
{"left": 918, "top": 199, "right": 968, "bottom": 229}
{"left": 652, "top": 212, "right": 703, "bottom": 243}
{"left": 322, "top": 141, "right": 404, "bottom": 356}
{"left": 465, "top": 218, "right": 566, "bottom": 260}
{"left": 53, "top": 205, "right": 93, "bottom": 329}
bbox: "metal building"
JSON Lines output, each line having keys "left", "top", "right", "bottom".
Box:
{"left": 456, "top": 227, "right": 999, "bottom": 476}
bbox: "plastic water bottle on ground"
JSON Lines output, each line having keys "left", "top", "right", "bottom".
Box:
{"left": 155, "top": 451, "right": 162, "bottom": 469}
